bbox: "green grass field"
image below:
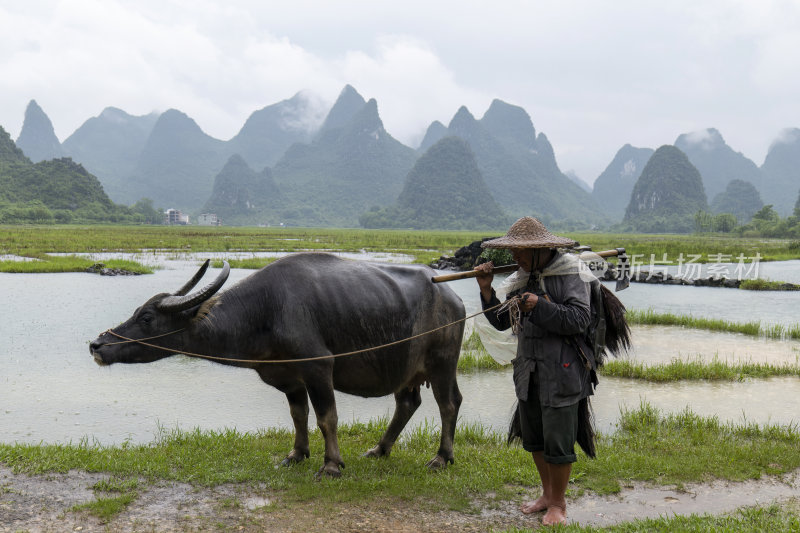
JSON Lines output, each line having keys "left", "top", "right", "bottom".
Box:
{"left": 2, "top": 225, "right": 799, "bottom": 270}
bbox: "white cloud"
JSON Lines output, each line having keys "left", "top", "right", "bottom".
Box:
{"left": 772, "top": 127, "right": 800, "bottom": 148}
{"left": 684, "top": 129, "right": 716, "bottom": 148}
{"left": 334, "top": 36, "right": 489, "bottom": 147}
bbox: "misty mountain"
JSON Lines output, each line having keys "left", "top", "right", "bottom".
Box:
{"left": 58, "top": 95, "right": 321, "bottom": 211}
{"left": 565, "top": 171, "right": 592, "bottom": 193}
{"left": 623, "top": 145, "right": 708, "bottom": 233}
{"left": 3, "top": 124, "right": 109, "bottom": 209}
{"left": 269, "top": 87, "right": 417, "bottom": 226}
{"left": 227, "top": 91, "right": 321, "bottom": 171}
{"left": 360, "top": 136, "right": 509, "bottom": 230}
{"left": 418, "top": 120, "right": 448, "bottom": 153}
{"left": 317, "top": 84, "right": 366, "bottom": 135}
{"left": 202, "top": 154, "right": 283, "bottom": 225}
{"left": 710, "top": 179, "right": 763, "bottom": 223}
{"left": 439, "top": 100, "right": 605, "bottom": 227}
{"left": 0, "top": 125, "right": 137, "bottom": 223}
{"left": 123, "top": 109, "right": 233, "bottom": 210}
{"left": 5, "top": 158, "right": 114, "bottom": 210}
{"left": 0, "top": 126, "right": 31, "bottom": 169}
{"left": 760, "top": 128, "right": 800, "bottom": 215}
{"left": 6, "top": 89, "right": 604, "bottom": 229}
{"left": 15, "top": 100, "right": 65, "bottom": 163}
{"left": 674, "top": 128, "right": 762, "bottom": 201}
{"left": 62, "top": 107, "right": 160, "bottom": 202}
{"left": 711, "top": 180, "right": 764, "bottom": 224}
{"left": 592, "top": 144, "right": 654, "bottom": 221}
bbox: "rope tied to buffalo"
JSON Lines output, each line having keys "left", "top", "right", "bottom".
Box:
{"left": 103, "top": 299, "right": 511, "bottom": 365}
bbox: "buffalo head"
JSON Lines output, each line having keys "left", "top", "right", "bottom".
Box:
{"left": 90, "top": 260, "right": 230, "bottom": 366}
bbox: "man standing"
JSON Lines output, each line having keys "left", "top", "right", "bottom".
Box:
{"left": 475, "top": 216, "right": 597, "bottom": 526}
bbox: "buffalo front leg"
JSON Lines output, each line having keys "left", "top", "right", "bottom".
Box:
{"left": 364, "top": 386, "right": 422, "bottom": 458}
{"left": 428, "top": 375, "right": 462, "bottom": 468}
{"left": 281, "top": 388, "right": 311, "bottom": 466}
{"left": 306, "top": 381, "right": 345, "bottom": 478}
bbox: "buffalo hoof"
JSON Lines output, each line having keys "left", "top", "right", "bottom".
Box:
{"left": 425, "top": 455, "right": 454, "bottom": 470}
{"left": 280, "top": 449, "right": 309, "bottom": 467}
{"left": 363, "top": 445, "right": 390, "bottom": 458}
{"left": 314, "top": 461, "right": 344, "bottom": 480}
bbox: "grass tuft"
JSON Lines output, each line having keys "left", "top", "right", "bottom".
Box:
{"left": 459, "top": 330, "right": 504, "bottom": 371}
{"left": 628, "top": 308, "right": 800, "bottom": 339}
{"left": 601, "top": 355, "right": 800, "bottom": 381}
{"left": 0, "top": 254, "right": 153, "bottom": 274}
{"left": 71, "top": 492, "right": 137, "bottom": 522}
{"left": 740, "top": 278, "right": 800, "bottom": 291}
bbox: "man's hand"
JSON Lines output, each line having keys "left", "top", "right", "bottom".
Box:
{"left": 519, "top": 292, "right": 538, "bottom": 312}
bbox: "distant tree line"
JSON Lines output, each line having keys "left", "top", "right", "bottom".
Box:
{"left": 694, "top": 190, "right": 800, "bottom": 238}
{"left": 0, "top": 198, "right": 163, "bottom": 225}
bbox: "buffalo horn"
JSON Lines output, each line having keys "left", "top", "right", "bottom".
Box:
{"left": 173, "top": 259, "right": 211, "bottom": 296}
{"left": 157, "top": 261, "right": 230, "bottom": 313}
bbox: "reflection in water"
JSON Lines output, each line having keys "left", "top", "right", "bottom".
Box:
{"left": 1, "top": 258, "right": 799, "bottom": 446}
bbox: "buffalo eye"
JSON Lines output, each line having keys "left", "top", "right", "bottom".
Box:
{"left": 140, "top": 313, "right": 154, "bottom": 325}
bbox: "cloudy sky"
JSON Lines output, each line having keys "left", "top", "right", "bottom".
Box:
{"left": 1, "top": 0, "right": 798, "bottom": 184}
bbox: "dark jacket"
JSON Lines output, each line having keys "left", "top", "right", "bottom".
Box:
{"left": 481, "top": 253, "right": 596, "bottom": 407}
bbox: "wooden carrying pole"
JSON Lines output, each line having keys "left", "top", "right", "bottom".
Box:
{"left": 430, "top": 263, "right": 519, "bottom": 283}
{"left": 430, "top": 248, "right": 625, "bottom": 283}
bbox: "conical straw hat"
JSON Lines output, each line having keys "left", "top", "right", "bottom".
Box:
{"left": 481, "top": 216, "right": 575, "bottom": 249}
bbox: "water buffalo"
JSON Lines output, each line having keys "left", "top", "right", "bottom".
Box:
{"left": 90, "top": 253, "right": 465, "bottom": 477}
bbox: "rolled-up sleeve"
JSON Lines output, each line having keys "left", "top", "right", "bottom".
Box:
{"left": 481, "top": 288, "right": 512, "bottom": 331}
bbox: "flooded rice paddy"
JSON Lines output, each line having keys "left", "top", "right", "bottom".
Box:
{"left": 2, "top": 254, "right": 799, "bottom": 445}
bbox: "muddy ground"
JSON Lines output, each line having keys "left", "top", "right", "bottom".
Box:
{"left": 2, "top": 466, "right": 799, "bottom": 532}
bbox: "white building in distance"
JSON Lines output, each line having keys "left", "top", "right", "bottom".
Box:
{"left": 164, "top": 208, "right": 189, "bottom": 225}
{"left": 197, "top": 213, "right": 221, "bottom": 226}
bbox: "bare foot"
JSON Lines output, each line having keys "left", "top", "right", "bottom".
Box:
{"left": 542, "top": 504, "right": 567, "bottom": 526}
{"left": 520, "top": 495, "right": 548, "bottom": 514}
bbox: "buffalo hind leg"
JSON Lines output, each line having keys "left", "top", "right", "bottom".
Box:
{"left": 281, "top": 388, "right": 311, "bottom": 466}
{"left": 306, "top": 381, "right": 345, "bottom": 478}
{"left": 428, "top": 375, "right": 462, "bottom": 469}
{"left": 364, "top": 385, "right": 422, "bottom": 458}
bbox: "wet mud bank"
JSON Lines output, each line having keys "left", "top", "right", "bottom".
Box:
{"left": 2, "top": 465, "right": 798, "bottom": 532}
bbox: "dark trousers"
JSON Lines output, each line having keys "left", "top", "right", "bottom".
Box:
{"left": 517, "top": 372, "right": 579, "bottom": 464}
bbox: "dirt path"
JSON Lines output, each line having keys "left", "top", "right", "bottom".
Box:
{"left": 2, "top": 466, "right": 799, "bottom": 532}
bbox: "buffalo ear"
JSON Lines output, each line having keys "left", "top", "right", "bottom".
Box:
{"left": 157, "top": 262, "right": 230, "bottom": 314}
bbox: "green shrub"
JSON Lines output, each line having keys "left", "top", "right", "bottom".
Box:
{"left": 479, "top": 248, "right": 513, "bottom": 266}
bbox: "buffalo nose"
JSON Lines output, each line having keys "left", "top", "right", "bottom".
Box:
{"left": 90, "top": 340, "right": 104, "bottom": 352}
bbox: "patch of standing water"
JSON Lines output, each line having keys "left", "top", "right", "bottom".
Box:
{"left": 628, "top": 325, "right": 800, "bottom": 366}
{"left": 568, "top": 470, "right": 800, "bottom": 527}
